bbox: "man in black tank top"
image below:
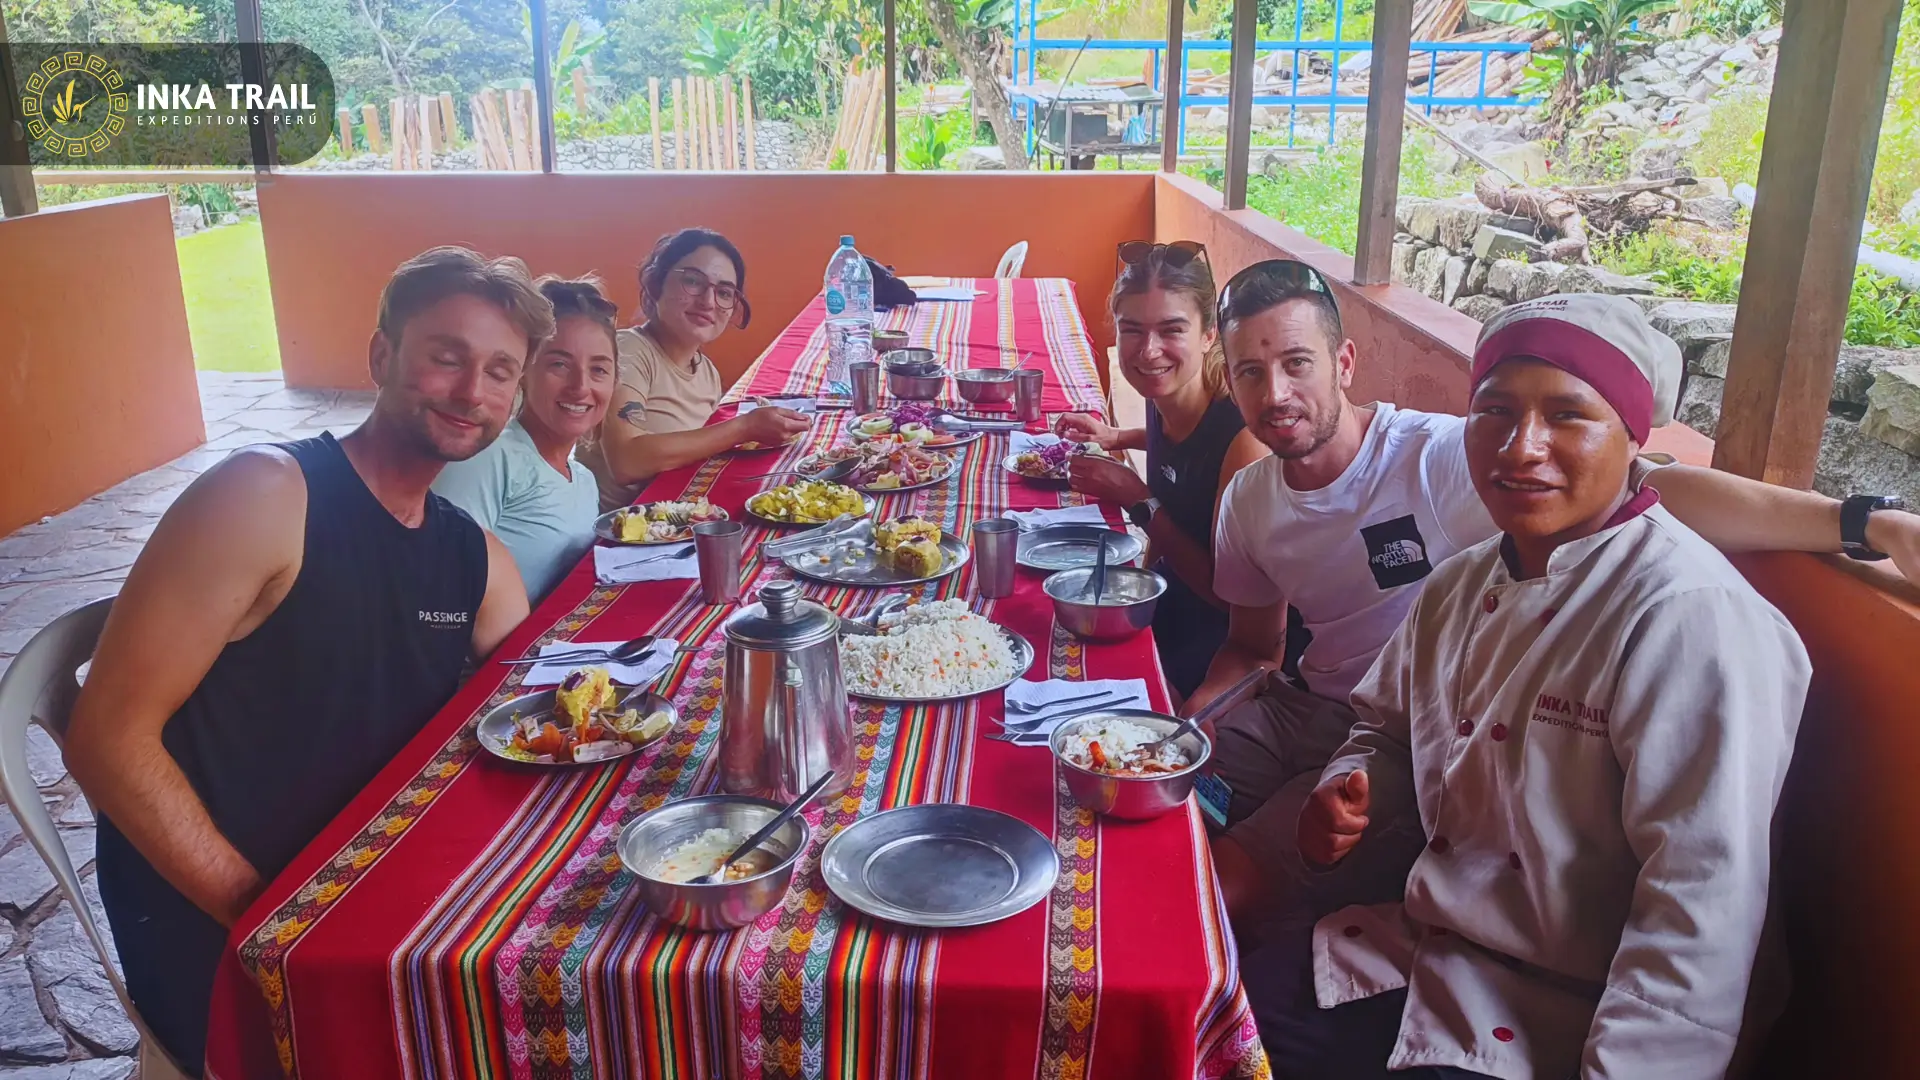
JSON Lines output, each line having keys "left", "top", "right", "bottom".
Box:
{"left": 63, "top": 247, "right": 553, "bottom": 1075}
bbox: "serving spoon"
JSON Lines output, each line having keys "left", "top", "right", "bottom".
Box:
{"left": 690, "top": 770, "right": 836, "bottom": 885}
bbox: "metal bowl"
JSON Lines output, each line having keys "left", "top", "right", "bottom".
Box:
{"left": 873, "top": 330, "right": 911, "bottom": 354}
{"left": 1043, "top": 566, "right": 1167, "bottom": 642}
{"left": 618, "top": 795, "right": 808, "bottom": 930}
{"left": 887, "top": 366, "right": 948, "bottom": 401}
{"left": 1049, "top": 710, "right": 1212, "bottom": 821}
{"left": 952, "top": 368, "right": 1017, "bottom": 404}
{"left": 882, "top": 348, "right": 941, "bottom": 375}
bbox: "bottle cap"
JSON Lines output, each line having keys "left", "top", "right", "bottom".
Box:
{"left": 840, "top": 235, "right": 855, "bottom": 246}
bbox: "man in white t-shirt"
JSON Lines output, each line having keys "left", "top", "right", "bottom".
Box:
{"left": 1189, "top": 260, "right": 1920, "bottom": 932}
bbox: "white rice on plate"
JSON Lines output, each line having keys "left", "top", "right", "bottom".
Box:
{"left": 1061, "top": 717, "right": 1191, "bottom": 772}
{"left": 840, "top": 599, "right": 1018, "bottom": 698}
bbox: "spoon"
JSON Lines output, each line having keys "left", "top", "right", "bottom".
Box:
{"left": 1005, "top": 687, "right": 1114, "bottom": 714}
{"left": 1138, "top": 668, "right": 1270, "bottom": 756}
{"left": 498, "top": 635, "right": 661, "bottom": 667}
{"left": 740, "top": 457, "right": 858, "bottom": 483}
{"left": 994, "top": 693, "right": 1131, "bottom": 730}
{"left": 629, "top": 542, "right": 696, "bottom": 563}
{"left": 690, "top": 770, "right": 836, "bottom": 885}
{"left": 837, "top": 593, "right": 908, "bottom": 637}
{"left": 1086, "top": 540, "right": 1109, "bottom": 604}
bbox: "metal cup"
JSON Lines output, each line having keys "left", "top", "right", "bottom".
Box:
{"left": 849, "top": 361, "right": 880, "bottom": 415}
{"left": 971, "top": 517, "right": 1019, "bottom": 599}
{"left": 1013, "top": 369, "right": 1045, "bottom": 422}
{"left": 694, "top": 521, "right": 744, "bottom": 605}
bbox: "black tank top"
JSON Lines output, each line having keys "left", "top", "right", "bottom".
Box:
{"left": 1145, "top": 397, "right": 1246, "bottom": 545}
{"left": 111, "top": 434, "right": 488, "bottom": 879}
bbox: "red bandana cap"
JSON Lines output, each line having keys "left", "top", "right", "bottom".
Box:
{"left": 1471, "top": 293, "right": 1681, "bottom": 444}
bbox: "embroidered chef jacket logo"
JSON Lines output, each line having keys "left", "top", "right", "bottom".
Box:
{"left": 1161, "top": 463, "right": 1177, "bottom": 484}
{"left": 418, "top": 610, "right": 471, "bottom": 627}
{"left": 1530, "top": 692, "right": 1609, "bottom": 738}
{"left": 1360, "top": 515, "right": 1433, "bottom": 589}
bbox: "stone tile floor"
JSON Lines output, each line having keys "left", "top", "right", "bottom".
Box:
{"left": 0, "top": 372, "right": 374, "bottom": 1077}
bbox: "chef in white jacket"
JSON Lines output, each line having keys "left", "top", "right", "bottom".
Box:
{"left": 1281, "top": 294, "right": 1811, "bottom": 1079}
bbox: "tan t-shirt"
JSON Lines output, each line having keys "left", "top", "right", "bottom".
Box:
{"left": 579, "top": 327, "right": 725, "bottom": 511}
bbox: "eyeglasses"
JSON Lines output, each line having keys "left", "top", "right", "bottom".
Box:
{"left": 1117, "top": 240, "right": 1207, "bottom": 270}
{"left": 669, "top": 267, "right": 752, "bottom": 327}
{"left": 1216, "top": 258, "right": 1339, "bottom": 332}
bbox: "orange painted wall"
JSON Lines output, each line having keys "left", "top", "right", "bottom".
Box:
{"left": 0, "top": 195, "right": 204, "bottom": 536}
{"left": 256, "top": 172, "right": 1156, "bottom": 391}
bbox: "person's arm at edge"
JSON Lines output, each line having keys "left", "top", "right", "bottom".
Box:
{"left": 471, "top": 529, "right": 529, "bottom": 659}
{"left": 63, "top": 449, "right": 303, "bottom": 927}
{"left": 1182, "top": 602, "right": 1285, "bottom": 720}
{"left": 1643, "top": 460, "right": 1920, "bottom": 581}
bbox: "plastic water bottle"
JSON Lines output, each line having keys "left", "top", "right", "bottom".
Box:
{"left": 823, "top": 235, "right": 874, "bottom": 396}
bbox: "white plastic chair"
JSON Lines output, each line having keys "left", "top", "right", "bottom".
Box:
{"left": 0, "top": 596, "right": 190, "bottom": 1080}
{"left": 995, "top": 241, "right": 1029, "bottom": 279}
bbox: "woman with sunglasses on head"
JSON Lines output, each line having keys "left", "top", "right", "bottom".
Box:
{"left": 1053, "top": 240, "right": 1270, "bottom": 703}
{"left": 579, "top": 227, "right": 811, "bottom": 511}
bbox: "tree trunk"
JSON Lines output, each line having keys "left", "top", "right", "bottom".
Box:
{"left": 924, "top": 0, "right": 1029, "bottom": 169}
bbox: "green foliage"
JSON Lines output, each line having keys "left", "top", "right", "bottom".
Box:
{"left": 1649, "top": 250, "right": 1743, "bottom": 303}
{"left": 1469, "top": 0, "right": 1675, "bottom": 95}
{"left": 1845, "top": 268, "right": 1920, "bottom": 348}
{"left": 1871, "top": 3, "right": 1920, "bottom": 224}
{"left": 1688, "top": 87, "right": 1767, "bottom": 190}
{"left": 900, "top": 110, "right": 972, "bottom": 170}
{"left": 828, "top": 146, "right": 851, "bottom": 170}
{"left": 0, "top": 0, "right": 208, "bottom": 41}
{"left": 1678, "top": 0, "right": 1780, "bottom": 37}
{"left": 1876, "top": 220, "right": 1920, "bottom": 262}
{"left": 1221, "top": 134, "right": 1458, "bottom": 255}
{"left": 177, "top": 219, "right": 282, "bottom": 373}
{"left": 1596, "top": 229, "right": 1701, "bottom": 278}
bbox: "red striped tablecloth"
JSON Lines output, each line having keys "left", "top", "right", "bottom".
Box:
{"left": 205, "top": 278, "right": 1272, "bottom": 1080}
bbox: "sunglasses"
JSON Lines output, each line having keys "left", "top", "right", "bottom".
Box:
{"left": 1117, "top": 240, "right": 1208, "bottom": 270}
{"left": 1216, "top": 258, "right": 1338, "bottom": 329}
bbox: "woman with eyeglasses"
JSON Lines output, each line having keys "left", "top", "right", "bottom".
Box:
{"left": 1053, "top": 240, "right": 1270, "bottom": 703}
{"left": 579, "top": 227, "right": 810, "bottom": 511}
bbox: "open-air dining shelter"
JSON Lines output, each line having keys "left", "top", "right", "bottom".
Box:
{"left": 2, "top": 0, "right": 1918, "bottom": 1077}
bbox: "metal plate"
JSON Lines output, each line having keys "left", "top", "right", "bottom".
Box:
{"left": 843, "top": 628, "right": 1035, "bottom": 702}
{"left": 1003, "top": 452, "right": 1070, "bottom": 489}
{"left": 780, "top": 528, "right": 971, "bottom": 587}
{"left": 795, "top": 453, "right": 958, "bottom": 496}
{"left": 593, "top": 505, "right": 730, "bottom": 546}
{"left": 848, "top": 414, "right": 982, "bottom": 448}
{"left": 475, "top": 686, "right": 679, "bottom": 767}
{"left": 744, "top": 490, "right": 879, "bottom": 529}
{"left": 1016, "top": 525, "right": 1144, "bottom": 572}
{"left": 821, "top": 804, "right": 1058, "bottom": 928}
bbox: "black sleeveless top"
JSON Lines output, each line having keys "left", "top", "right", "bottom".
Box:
{"left": 105, "top": 433, "right": 488, "bottom": 879}
{"left": 1145, "top": 397, "right": 1246, "bottom": 545}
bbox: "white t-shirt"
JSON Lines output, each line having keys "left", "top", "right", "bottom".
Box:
{"left": 1212, "top": 404, "right": 1494, "bottom": 703}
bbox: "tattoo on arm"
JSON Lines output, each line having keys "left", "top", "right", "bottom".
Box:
{"left": 617, "top": 401, "right": 647, "bottom": 429}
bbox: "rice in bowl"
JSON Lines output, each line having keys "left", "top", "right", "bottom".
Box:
{"left": 1060, "top": 716, "right": 1192, "bottom": 775}
{"left": 840, "top": 600, "right": 1018, "bottom": 699}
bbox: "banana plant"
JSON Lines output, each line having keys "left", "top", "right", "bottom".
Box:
{"left": 1469, "top": 0, "right": 1677, "bottom": 96}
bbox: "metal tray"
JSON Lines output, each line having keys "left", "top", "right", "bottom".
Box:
{"left": 795, "top": 453, "right": 958, "bottom": 495}
{"left": 475, "top": 686, "right": 679, "bottom": 767}
{"left": 843, "top": 628, "right": 1035, "bottom": 702}
{"left": 593, "top": 505, "right": 730, "bottom": 546}
{"left": 780, "top": 527, "right": 971, "bottom": 587}
{"left": 1003, "top": 452, "right": 1071, "bottom": 489}
{"left": 1016, "top": 524, "right": 1144, "bottom": 571}
{"left": 848, "top": 414, "right": 982, "bottom": 448}
{"left": 821, "top": 804, "right": 1058, "bottom": 928}
{"left": 744, "top": 490, "right": 879, "bottom": 529}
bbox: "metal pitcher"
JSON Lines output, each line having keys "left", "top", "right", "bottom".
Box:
{"left": 719, "top": 581, "right": 854, "bottom": 802}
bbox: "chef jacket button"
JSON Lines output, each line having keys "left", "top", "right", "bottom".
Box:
{"left": 1508, "top": 851, "right": 1522, "bottom": 870}
{"left": 1343, "top": 925, "right": 1363, "bottom": 938}
{"left": 1491, "top": 723, "right": 1509, "bottom": 742}
{"left": 1429, "top": 835, "right": 1451, "bottom": 854}
{"left": 1457, "top": 719, "right": 1474, "bottom": 737}
{"left": 1493, "top": 1027, "right": 1515, "bottom": 1043}
{"left": 1483, "top": 593, "right": 1499, "bottom": 613}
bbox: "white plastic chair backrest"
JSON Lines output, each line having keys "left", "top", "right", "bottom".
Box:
{"left": 0, "top": 598, "right": 143, "bottom": 1024}
{"left": 995, "top": 241, "right": 1029, "bottom": 279}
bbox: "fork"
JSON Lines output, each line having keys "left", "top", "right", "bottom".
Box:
{"left": 992, "top": 694, "right": 1131, "bottom": 732}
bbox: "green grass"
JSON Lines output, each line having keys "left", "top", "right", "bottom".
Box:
{"left": 176, "top": 219, "right": 281, "bottom": 373}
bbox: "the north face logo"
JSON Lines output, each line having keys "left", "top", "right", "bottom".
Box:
{"left": 1360, "top": 515, "right": 1434, "bottom": 589}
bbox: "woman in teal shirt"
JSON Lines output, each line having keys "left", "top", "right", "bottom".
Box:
{"left": 433, "top": 276, "right": 615, "bottom": 603}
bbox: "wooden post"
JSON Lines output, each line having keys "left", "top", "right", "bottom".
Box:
{"left": 742, "top": 75, "right": 757, "bottom": 169}
{"left": 649, "top": 77, "right": 663, "bottom": 169}
{"left": 363, "top": 103, "right": 384, "bottom": 155}
{"left": 884, "top": 0, "right": 897, "bottom": 172}
{"left": 0, "top": 9, "right": 39, "bottom": 217}
{"left": 1713, "top": 0, "right": 1908, "bottom": 487}
{"left": 1222, "top": 0, "right": 1258, "bottom": 209}
{"left": 706, "top": 76, "right": 723, "bottom": 169}
{"left": 1352, "top": 0, "right": 1413, "bottom": 285}
{"left": 1161, "top": 0, "right": 1185, "bottom": 171}
{"left": 337, "top": 108, "right": 354, "bottom": 155}
{"left": 672, "top": 78, "right": 686, "bottom": 168}
{"left": 572, "top": 67, "right": 590, "bottom": 116}
{"left": 390, "top": 97, "right": 408, "bottom": 170}
{"left": 418, "top": 94, "right": 437, "bottom": 168}
{"left": 528, "top": 0, "right": 556, "bottom": 172}
{"left": 690, "top": 78, "right": 704, "bottom": 169}
{"left": 723, "top": 75, "right": 739, "bottom": 170}
{"left": 470, "top": 97, "right": 489, "bottom": 167}
{"left": 439, "top": 92, "right": 458, "bottom": 147}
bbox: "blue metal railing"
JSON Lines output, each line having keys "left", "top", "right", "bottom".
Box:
{"left": 1009, "top": 0, "right": 1541, "bottom": 155}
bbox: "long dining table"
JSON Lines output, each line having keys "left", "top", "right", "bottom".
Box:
{"left": 205, "top": 277, "right": 1273, "bottom": 1080}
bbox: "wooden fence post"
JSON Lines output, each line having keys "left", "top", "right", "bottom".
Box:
{"left": 1352, "top": 0, "right": 1413, "bottom": 285}
{"left": 706, "top": 76, "right": 722, "bottom": 169}
{"left": 507, "top": 89, "right": 532, "bottom": 171}
{"left": 336, "top": 108, "right": 353, "bottom": 155}
{"left": 390, "top": 97, "right": 407, "bottom": 170}
{"left": 439, "top": 92, "right": 458, "bottom": 147}
{"left": 672, "top": 78, "right": 686, "bottom": 169}
{"left": 742, "top": 75, "right": 756, "bottom": 169}
{"left": 723, "top": 75, "right": 738, "bottom": 170}
{"left": 649, "top": 76, "right": 662, "bottom": 169}
{"left": 418, "top": 94, "right": 437, "bottom": 168}
{"left": 362, "top": 102, "right": 383, "bottom": 155}
{"left": 572, "top": 67, "right": 590, "bottom": 116}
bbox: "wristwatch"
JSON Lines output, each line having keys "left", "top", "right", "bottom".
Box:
{"left": 1126, "top": 497, "right": 1160, "bottom": 529}
{"left": 1840, "top": 494, "right": 1903, "bottom": 561}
